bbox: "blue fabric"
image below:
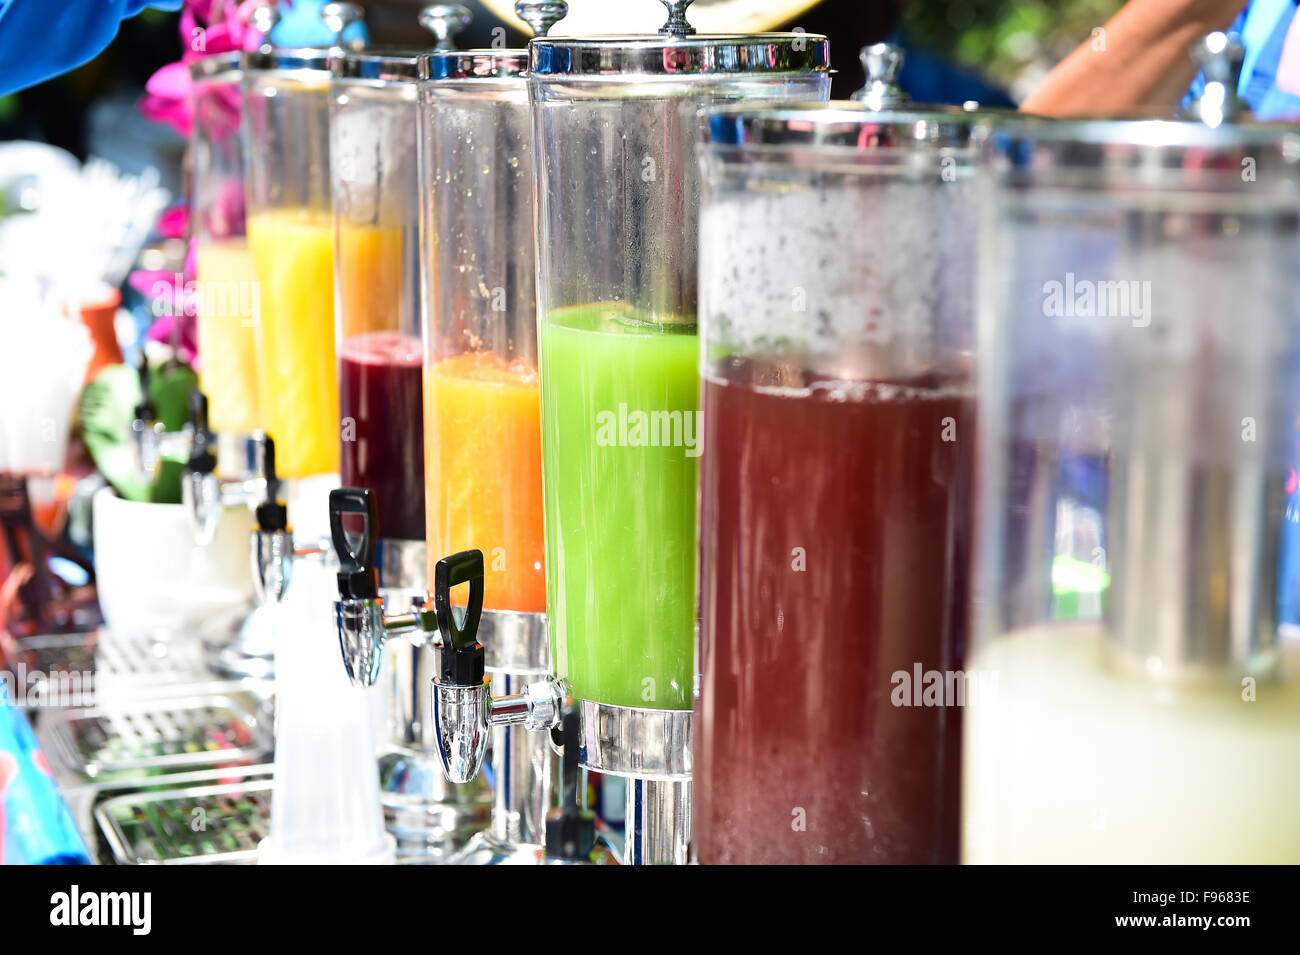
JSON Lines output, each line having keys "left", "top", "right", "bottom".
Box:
{"left": 894, "top": 42, "right": 1016, "bottom": 109}
{"left": 1183, "top": 1, "right": 1300, "bottom": 118}
{"left": 271, "top": 0, "right": 365, "bottom": 48}
{"left": 0, "top": 1, "right": 182, "bottom": 97}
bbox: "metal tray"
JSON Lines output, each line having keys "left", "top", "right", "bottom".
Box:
{"left": 94, "top": 771, "right": 274, "bottom": 864}
{"left": 46, "top": 694, "right": 272, "bottom": 780}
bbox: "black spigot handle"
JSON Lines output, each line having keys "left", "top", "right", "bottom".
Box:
{"left": 433, "top": 549, "right": 485, "bottom": 686}
{"left": 189, "top": 387, "right": 209, "bottom": 432}
{"left": 253, "top": 433, "right": 287, "bottom": 532}
{"left": 185, "top": 387, "right": 218, "bottom": 475}
{"left": 545, "top": 704, "right": 596, "bottom": 861}
{"left": 133, "top": 355, "right": 156, "bottom": 421}
{"left": 330, "top": 487, "right": 379, "bottom": 600}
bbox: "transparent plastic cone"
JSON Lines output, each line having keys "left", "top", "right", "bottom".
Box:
{"left": 258, "top": 558, "right": 395, "bottom": 865}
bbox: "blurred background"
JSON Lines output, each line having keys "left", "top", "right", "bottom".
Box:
{"left": 0, "top": 0, "right": 1126, "bottom": 172}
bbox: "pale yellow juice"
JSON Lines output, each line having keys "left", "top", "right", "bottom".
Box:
{"left": 195, "top": 240, "right": 261, "bottom": 434}
{"left": 246, "top": 209, "right": 338, "bottom": 478}
{"left": 963, "top": 625, "right": 1300, "bottom": 863}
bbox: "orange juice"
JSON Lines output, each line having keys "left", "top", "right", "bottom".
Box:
{"left": 425, "top": 350, "right": 545, "bottom": 613}
{"left": 336, "top": 223, "right": 406, "bottom": 339}
{"left": 195, "top": 240, "right": 261, "bottom": 434}
{"left": 246, "top": 209, "right": 338, "bottom": 478}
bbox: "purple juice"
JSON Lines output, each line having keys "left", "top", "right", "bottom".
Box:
{"left": 339, "top": 332, "right": 424, "bottom": 541}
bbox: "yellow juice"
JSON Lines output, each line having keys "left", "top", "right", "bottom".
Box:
{"left": 246, "top": 209, "right": 338, "bottom": 478}
{"left": 195, "top": 240, "right": 261, "bottom": 434}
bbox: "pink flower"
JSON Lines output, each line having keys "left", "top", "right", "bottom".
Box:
{"left": 157, "top": 203, "right": 189, "bottom": 240}
{"left": 137, "top": 1, "right": 290, "bottom": 137}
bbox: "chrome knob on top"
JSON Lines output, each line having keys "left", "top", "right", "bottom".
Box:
{"left": 514, "top": 0, "right": 568, "bottom": 37}
{"left": 1183, "top": 31, "right": 1248, "bottom": 127}
{"left": 419, "top": 4, "right": 472, "bottom": 50}
{"left": 853, "top": 42, "right": 910, "bottom": 110}
{"left": 658, "top": 0, "right": 696, "bottom": 37}
{"left": 249, "top": 2, "right": 280, "bottom": 48}
{"left": 321, "top": 2, "right": 364, "bottom": 48}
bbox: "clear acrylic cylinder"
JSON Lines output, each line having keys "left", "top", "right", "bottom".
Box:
{"left": 330, "top": 53, "right": 424, "bottom": 544}
{"left": 530, "top": 33, "right": 830, "bottom": 713}
{"left": 191, "top": 52, "right": 261, "bottom": 437}
{"left": 694, "top": 104, "right": 982, "bottom": 863}
{"left": 242, "top": 49, "right": 338, "bottom": 480}
{"left": 966, "top": 119, "right": 1300, "bottom": 863}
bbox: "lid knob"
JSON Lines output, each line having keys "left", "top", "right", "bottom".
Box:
{"left": 321, "top": 2, "right": 364, "bottom": 48}
{"left": 420, "top": 4, "right": 472, "bottom": 51}
{"left": 658, "top": 0, "right": 696, "bottom": 37}
{"left": 249, "top": 2, "right": 280, "bottom": 48}
{"left": 1182, "top": 31, "right": 1248, "bottom": 127}
{"left": 514, "top": 0, "right": 567, "bottom": 37}
{"left": 853, "top": 42, "right": 910, "bottom": 110}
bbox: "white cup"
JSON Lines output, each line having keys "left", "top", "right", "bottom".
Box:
{"left": 92, "top": 487, "right": 254, "bottom": 634}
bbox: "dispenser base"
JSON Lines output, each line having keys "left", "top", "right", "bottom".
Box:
{"left": 378, "top": 747, "right": 493, "bottom": 858}
{"left": 257, "top": 831, "right": 396, "bottom": 865}
{"left": 444, "top": 830, "right": 623, "bottom": 865}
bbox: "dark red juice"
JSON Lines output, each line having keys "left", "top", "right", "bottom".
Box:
{"left": 694, "top": 357, "right": 973, "bottom": 864}
{"left": 339, "top": 332, "right": 425, "bottom": 541}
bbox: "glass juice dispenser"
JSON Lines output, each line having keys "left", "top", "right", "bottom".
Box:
{"left": 964, "top": 113, "right": 1300, "bottom": 863}
{"left": 328, "top": 10, "right": 499, "bottom": 856}
{"left": 192, "top": 51, "right": 261, "bottom": 445}
{"left": 692, "top": 68, "right": 994, "bottom": 864}
{"left": 529, "top": 3, "right": 829, "bottom": 863}
{"left": 242, "top": 45, "right": 340, "bottom": 497}
{"left": 417, "top": 0, "right": 567, "bottom": 863}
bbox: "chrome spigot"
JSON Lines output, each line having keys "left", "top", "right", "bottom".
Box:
{"left": 429, "top": 549, "right": 563, "bottom": 783}
{"left": 329, "top": 487, "right": 440, "bottom": 686}
{"left": 129, "top": 357, "right": 171, "bottom": 484}
{"left": 249, "top": 438, "right": 293, "bottom": 605}
{"left": 179, "top": 388, "right": 275, "bottom": 545}
{"left": 180, "top": 388, "right": 222, "bottom": 544}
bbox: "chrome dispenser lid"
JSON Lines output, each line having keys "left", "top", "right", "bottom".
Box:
{"left": 708, "top": 100, "right": 1005, "bottom": 151}
{"left": 330, "top": 4, "right": 479, "bottom": 82}
{"left": 188, "top": 50, "right": 242, "bottom": 81}
{"left": 242, "top": 0, "right": 366, "bottom": 72}
{"left": 331, "top": 49, "right": 424, "bottom": 82}
{"left": 529, "top": 0, "right": 827, "bottom": 77}
{"left": 420, "top": 0, "right": 565, "bottom": 80}
{"left": 242, "top": 46, "right": 336, "bottom": 72}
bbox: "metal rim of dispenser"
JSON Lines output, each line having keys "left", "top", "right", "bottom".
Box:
{"left": 417, "top": 0, "right": 567, "bottom": 80}
{"left": 328, "top": 3, "right": 481, "bottom": 82}
{"left": 705, "top": 100, "right": 1004, "bottom": 153}
{"left": 478, "top": 608, "right": 550, "bottom": 675}
{"left": 575, "top": 698, "right": 692, "bottom": 780}
{"left": 987, "top": 115, "right": 1300, "bottom": 196}
{"left": 529, "top": 32, "right": 830, "bottom": 78}
{"left": 241, "top": 46, "right": 337, "bottom": 74}
{"left": 188, "top": 50, "right": 242, "bottom": 82}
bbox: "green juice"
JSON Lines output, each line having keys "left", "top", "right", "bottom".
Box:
{"left": 539, "top": 305, "right": 700, "bottom": 710}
